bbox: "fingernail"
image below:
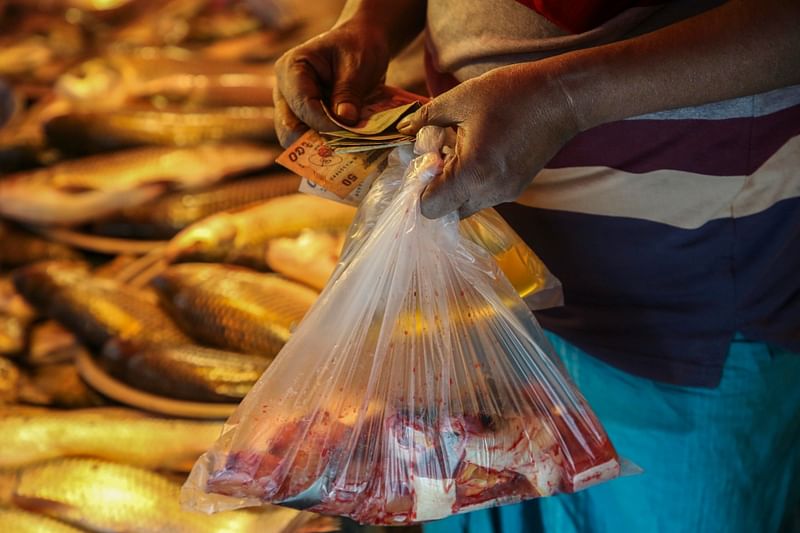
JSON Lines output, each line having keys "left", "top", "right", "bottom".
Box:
{"left": 336, "top": 102, "right": 358, "bottom": 122}
{"left": 396, "top": 117, "right": 411, "bottom": 132}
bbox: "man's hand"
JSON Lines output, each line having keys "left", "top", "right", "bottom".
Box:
{"left": 273, "top": 0, "right": 427, "bottom": 148}
{"left": 273, "top": 21, "right": 390, "bottom": 147}
{"left": 397, "top": 64, "right": 579, "bottom": 219}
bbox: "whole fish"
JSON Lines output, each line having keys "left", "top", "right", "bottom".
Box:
{"left": 0, "top": 407, "right": 222, "bottom": 470}
{"left": 13, "top": 261, "right": 191, "bottom": 348}
{"left": 0, "top": 143, "right": 280, "bottom": 226}
{"left": 57, "top": 49, "right": 275, "bottom": 108}
{"left": 164, "top": 194, "right": 355, "bottom": 267}
{"left": 6, "top": 458, "right": 302, "bottom": 533}
{"left": 93, "top": 172, "right": 301, "bottom": 239}
{"left": 102, "top": 340, "right": 272, "bottom": 402}
{"left": 0, "top": 357, "right": 21, "bottom": 404}
{"left": 45, "top": 106, "right": 278, "bottom": 154}
{"left": 153, "top": 263, "right": 317, "bottom": 357}
{"left": 0, "top": 222, "right": 83, "bottom": 268}
{"left": 265, "top": 230, "right": 345, "bottom": 291}
{"left": 0, "top": 508, "right": 82, "bottom": 533}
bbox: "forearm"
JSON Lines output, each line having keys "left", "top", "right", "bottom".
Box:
{"left": 539, "top": 0, "right": 800, "bottom": 131}
{"left": 335, "top": 0, "right": 427, "bottom": 57}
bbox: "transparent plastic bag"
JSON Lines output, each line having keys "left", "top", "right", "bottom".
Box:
{"left": 182, "top": 127, "right": 624, "bottom": 525}
{"left": 336, "top": 134, "right": 562, "bottom": 310}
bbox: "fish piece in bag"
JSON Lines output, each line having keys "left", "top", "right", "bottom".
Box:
{"left": 181, "top": 127, "right": 628, "bottom": 525}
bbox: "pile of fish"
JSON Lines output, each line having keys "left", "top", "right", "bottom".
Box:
{"left": 0, "top": 0, "right": 428, "bottom": 531}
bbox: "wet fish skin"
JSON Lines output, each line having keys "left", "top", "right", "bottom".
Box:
{"left": 165, "top": 193, "right": 355, "bottom": 267}
{"left": 13, "top": 260, "right": 191, "bottom": 348}
{"left": 0, "top": 222, "right": 82, "bottom": 268}
{"left": 153, "top": 263, "right": 317, "bottom": 357}
{"left": 0, "top": 407, "right": 222, "bottom": 470}
{"left": 93, "top": 172, "right": 301, "bottom": 239}
{"left": 9, "top": 458, "right": 299, "bottom": 533}
{"left": 102, "top": 339, "right": 272, "bottom": 402}
{"left": 0, "top": 143, "right": 280, "bottom": 226}
{"left": 0, "top": 508, "right": 83, "bottom": 533}
{"left": 45, "top": 106, "right": 278, "bottom": 154}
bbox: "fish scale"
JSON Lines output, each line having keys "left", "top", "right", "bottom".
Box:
{"left": 9, "top": 458, "right": 300, "bottom": 533}
{"left": 0, "top": 143, "right": 280, "bottom": 226}
{"left": 13, "top": 261, "right": 190, "bottom": 348}
{"left": 153, "top": 264, "right": 318, "bottom": 357}
{"left": 93, "top": 173, "right": 301, "bottom": 239}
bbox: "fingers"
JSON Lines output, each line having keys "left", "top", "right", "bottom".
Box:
{"left": 420, "top": 133, "right": 472, "bottom": 219}
{"left": 273, "top": 84, "right": 307, "bottom": 148}
{"left": 420, "top": 126, "right": 527, "bottom": 220}
{"left": 396, "top": 93, "right": 461, "bottom": 134}
{"left": 276, "top": 53, "right": 339, "bottom": 134}
{"left": 330, "top": 55, "right": 369, "bottom": 124}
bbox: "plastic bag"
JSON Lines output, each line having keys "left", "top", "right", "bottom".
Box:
{"left": 335, "top": 135, "right": 562, "bottom": 310}
{"left": 182, "top": 127, "right": 623, "bottom": 525}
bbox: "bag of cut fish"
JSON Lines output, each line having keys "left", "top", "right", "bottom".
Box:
{"left": 182, "top": 126, "right": 626, "bottom": 525}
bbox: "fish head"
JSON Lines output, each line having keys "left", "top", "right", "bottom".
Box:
{"left": 163, "top": 213, "right": 238, "bottom": 263}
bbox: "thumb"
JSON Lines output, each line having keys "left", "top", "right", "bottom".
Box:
{"left": 397, "top": 95, "right": 459, "bottom": 134}
{"left": 330, "top": 58, "right": 371, "bottom": 125}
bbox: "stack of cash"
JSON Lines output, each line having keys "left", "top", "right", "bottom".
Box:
{"left": 277, "top": 86, "right": 426, "bottom": 202}
{"left": 320, "top": 99, "right": 420, "bottom": 153}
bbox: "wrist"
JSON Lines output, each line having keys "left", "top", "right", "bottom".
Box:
{"left": 336, "top": 0, "right": 427, "bottom": 58}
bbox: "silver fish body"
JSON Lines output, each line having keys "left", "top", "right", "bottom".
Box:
{"left": 93, "top": 172, "right": 301, "bottom": 239}
{"left": 13, "top": 261, "right": 190, "bottom": 348}
{"left": 153, "top": 263, "right": 317, "bottom": 357}
{"left": 0, "top": 407, "right": 222, "bottom": 470}
{"left": 102, "top": 340, "right": 272, "bottom": 402}
{"left": 45, "top": 106, "right": 278, "bottom": 154}
{"left": 0, "top": 143, "right": 280, "bottom": 226}
{"left": 165, "top": 193, "right": 355, "bottom": 267}
{"left": 8, "top": 458, "right": 301, "bottom": 533}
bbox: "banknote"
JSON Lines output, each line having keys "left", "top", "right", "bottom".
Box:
{"left": 277, "top": 130, "right": 389, "bottom": 198}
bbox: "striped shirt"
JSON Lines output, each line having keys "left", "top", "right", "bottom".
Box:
{"left": 426, "top": 0, "right": 800, "bottom": 386}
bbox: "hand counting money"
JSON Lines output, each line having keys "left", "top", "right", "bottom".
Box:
{"left": 277, "top": 86, "right": 427, "bottom": 200}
